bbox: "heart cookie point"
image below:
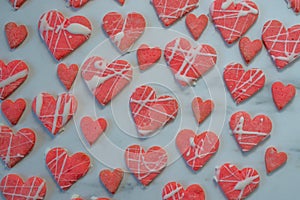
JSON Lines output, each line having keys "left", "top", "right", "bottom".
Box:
{"left": 271, "top": 81, "right": 296, "bottom": 110}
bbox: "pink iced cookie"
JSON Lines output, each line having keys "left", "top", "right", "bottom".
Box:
{"left": 5, "top": 22, "right": 28, "bottom": 49}
{"left": 192, "top": 97, "right": 214, "bottom": 124}
{"left": 265, "top": 146, "right": 288, "bottom": 174}
{"left": 162, "top": 182, "right": 205, "bottom": 200}
{"left": 80, "top": 116, "right": 107, "bottom": 145}
{"left": 1, "top": 98, "right": 26, "bottom": 125}
{"left": 137, "top": 44, "right": 162, "bottom": 70}
{"left": 272, "top": 81, "right": 296, "bottom": 110}
{"left": 239, "top": 37, "right": 262, "bottom": 64}
{"left": 57, "top": 63, "right": 79, "bottom": 91}
{"left": 185, "top": 14, "right": 208, "bottom": 40}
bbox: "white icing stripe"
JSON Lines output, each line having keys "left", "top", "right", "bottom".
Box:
{"left": 65, "top": 23, "right": 91, "bottom": 35}
{"left": 221, "top": 0, "right": 234, "bottom": 9}
{"left": 0, "top": 69, "right": 28, "bottom": 88}
{"left": 234, "top": 175, "right": 259, "bottom": 190}
{"left": 163, "top": 185, "right": 183, "bottom": 199}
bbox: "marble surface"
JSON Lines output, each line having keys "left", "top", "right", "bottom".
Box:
{"left": 0, "top": 0, "right": 300, "bottom": 199}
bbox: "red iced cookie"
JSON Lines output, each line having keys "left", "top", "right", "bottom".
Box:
{"left": 57, "top": 63, "right": 79, "bottom": 91}
{"left": 215, "top": 163, "right": 260, "bottom": 200}
{"left": 162, "top": 182, "right": 205, "bottom": 200}
{"left": 46, "top": 147, "right": 91, "bottom": 191}
{"left": 130, "top": 85, "right": 178, "bottom": 136}
{"left": 32, "top": 92, "right": 78, "bottom": 135}
{"left": 102, "top": 12, "right": 146, "bottom": 52}
{"left": 176, "top": 129, "right": 219, "bottom": 171}
{"left": 152, "top": 0, "right": 199, "bottom": 27}
{"left": 1, "top": 98, "right": 26, "bottom": 125}
{"left": 210, "top": 0, "right": 259, "bottom": 44}
{"left": 38, "top": 10, "right": 92, "bottom": 61}
{"left": 239, "top": 37, "right": 262, "bottom": 64}
{"left": 80, "top": 116, "right": 107, "bottom": 145}
{"left": 192, "top": 97, "right": 214, "bottom": 124}
{"left": 287, "top": 0, "right": 300, "bottom": 13}
{"left": 262, "top": 20, "right": 300, "bottom": 69}
{"left": 9, "top": 0, "right": 27, "bottom": 9}
{"left": 164, "top": 38, "right": 217, "bottom": 86}
{"left": 81, "top": 56, "right": 133, "bottom": 106}
{"left": 5, "top": 22, "right": 28, "bottom": 49}
{"left": 224, "top": 63, "right": 265, "bottom": 104}
{"left": 265, "top": 147, "right": 287, "bottom": 174}
{"left": 0, "top": 125, "right": 35, "bottom": 168}
{"left": 0, "top": 60, "right": 29, "bottom": 100}
{"left": 185, "top": 14, "right": 208, "bottom": 40}
{"left": 125, "top": 145, "right": 167, "bottom": 186}
{"left": 99, "top": 168, "right": 124, "bottom": 194}
{"left": 67, "top": 0, "right": 90, "bottom": 8}
{"left": 271, "top": 81, "right": 296, "bottom": 110}
{"left": 137, "top": 44, "right": 162, "bottom": 70}
{"left": 230, "top": 111, "right": 272, "bottom": 152}
{"left": 0, "top": 174, "right": 46, "bottom": 200}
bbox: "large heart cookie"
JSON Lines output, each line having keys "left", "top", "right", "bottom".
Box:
{"left": 81, "top": 56, "right": 133, "bottom": 106}
{"left": 224, "top": 63, "right": 265, "bottom": 104}
{"left": 262, "top": 20, "right": 300, "bottom": 69}
{"left": 0, "top": 125, "right": 35, "bottom": 168}
{"left": 210, "top": 0, "right": 259, "bottom": 44}
{"left": 46, "top": 147, "right": 91, "bottom": 191}
{"left": 152, "top": 0, "right": 199, "bottom": 27}
{"left": 162, "top": 182, "right": 205, "bottom": 200}
{"left": 32, "top": 92, "right": 78, "bottom": 135}
{"left": 176, "top": 129, "right": 219, "bottom": 171}
{"left": 38, "top": 10, "right": 92, "bottom": 61}
{"left": 271, "top": 81, "right": 296, "bottom": 110}
{"left": 215, "top": 163, "right": 260, "bottom": 200}
{"left": 125, "top": 145, "right": 167, "bottom": 186}
{"left": 130, "top": 85, "right": 178, "bottom": 136}
{"left": 230, "top": 111, "right": 272, "bottom": 152}
{"left": 265, "top": 146, "right": 288, "bottom": 174}
{"left": 102, "top": 12, "right": 146, "bottom": 52}
{"left": 1, "top": 98, "right": 26, "bottom": 125}
{"left": 5, "top": 22, "right": 28, "bottom": 49}
{"left": 164, "top": 38, "right": 217, "bottom": 86}
{"left": 99, "top": 168, "right": 123, "bottom": 194}
{"left": 0, "top": 60, "right": 29, "bottom": 100}
{"left": 0, "top": 174, "right": 47, "bottom": 200}
{"left": 9, "top": 0, "right": 27, "bottom": 9}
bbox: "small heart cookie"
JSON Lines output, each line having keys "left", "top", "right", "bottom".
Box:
{"left": 1, "top": 98, "right": 26, "bottom": 125}
{"left": 265, "top": 147, "right": 287, "bottom": 174}
{"left": 5, "top": 22, "right": 28, "bottom": 49}
{"left": 185, "top": 14, "right": 208, "bottom": 40}
{"left": 130, "top": 85, "right": 178, "bottom": 136}
{"left": 57, "top": 63, "right": 79, "bottom": 91}
{"left": 239, "top": 37, "right": 262, "bottom": 64}
{"left": 80, "top": 116, "right": 107, "bottom": 145}
{"left": 230, "top": 111, "right": 272, "bottom": 152}
{"left": 137, "top": 44, "right": 162, "bottom": 70}
{"left": 99, "top": 168, "right": 124, "bottom": 194}
{"left": 102, "top": 12, "right": 146, "bottom": 52}
{"left": 125, "top": 145, "right": 167, "bottom": 186}
{"left": 46, "top": 147, "right": 91, "bottom": 191}
{"left": 271, "top": 81, "right": 296, "bottom": 110}
{"left": 0, "top": 174, "right": 47, "bottom": 200}
{"left": 215, "top": 163, "right": 260, "bottom": 200}
{"left": 192, "top": 97, "right": 214, "bottom": 124}
{"left": 162, "top": 182, "right": 205, "bottom": 200}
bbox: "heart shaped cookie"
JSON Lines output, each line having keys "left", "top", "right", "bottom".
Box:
{"left": 164, "top": 38, "right": 217, "bottom": 86}
{"left": 137, "top": 44, "right": 162, "bottom": 70}
{"left": 102, "top": 12, "right": 146, "bottom": 52}
{"left": 185, "top": 14, "right": 208, "bottom": 40}
{"left": 125, "top": 145, "right": 167, "bottom": 186}
{"left": 239, "top": 37, "right": 262, "bottom": 64}
{"left": 9, "top": 0, "right": 27, "bottom": 9}
{"left": 57, "top": 63, "right": 79, "bottom": 91}
{"left": 224, "top": 63, "right": 265, "bottom": 104}
{"left": 272, "top": 81, "right": 296, "bottom": 110}
{"left": 162, "top": 182, "right": 205, "bottom": 200}
{"left": 38, "top": 10, "right": 92, "bottom": 61}
{"left": 81, "top": 56, "right": 133, "bottom": 106}
{"left": 0, "top": 174, "right": 47, "bottom": 200}
{"left": 176, "top": 129, "right": 219, "bottom": 171}
{"left": 0, "top": 125, "right": 35, "bottom": 168}
{"left": 215, "top": 163, "right": 260, "bottom": 200}
{"left": 99, "top": 168, "right": 124, "bottom": 194}
{"left": 230, "top": 111, "right": 272, "bottom": 152}
{"left": 1, "top": 98, "right": 26, "bottom": 125}
{"left": 130, "top": 85, "right": 178, "bottom": 136}
{"left": 287, "top": 0, "right": 300, "bottom": 13}
{"left": 32, "top": 92, "right": 78, "bottom": 135}
{"left": 192, "top": 97, "right": 214, "bottom": 124}
{"left": 152, "top": 0, "right": 199, "bottom": 27}
{"left": 210, "top": 0, "right": 259, "bottom": 44}
{"left": 265, "top": 147, "right": 288, "bottom": 174}
{"left": 80, "top": 116, "right": 107, "bottom": 145}
{"left": 67, "top": 0, "right": 90, "bottom": 8}
{"left": 46, "top": 147, "right": 91, "bottom": 191}
{"left": 262, "top": 20, "right": 300, "bottom": 69}
{"left": 0, "top": 60, "right": 29, "bottom": 100}
{"left": 5, "top": 22, "right": 28, "bottom": 49}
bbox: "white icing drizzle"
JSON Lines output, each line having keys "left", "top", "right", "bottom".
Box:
{"left": 234, "top": 175, "right": 259, "bottom": 190}
{"left": 65, "top": 23, "right": 91, "bottom": 35}
{"left": 163, "top": 185, "right": 183, "bottom": 199}
{"left": 221, "top": 0, "right": 234, "bottom": 10}
{"left": 0, "top": 69, "right": 28, "bottom": 88}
